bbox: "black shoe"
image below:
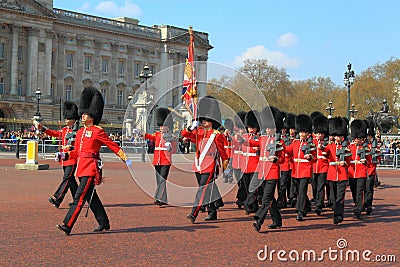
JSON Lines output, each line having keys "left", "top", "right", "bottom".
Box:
{"left": 268, "top": 222, "right": 282, "bottom": 229}
{"left": 291, "top": 199, "right": 297, "bottom": 208}
{"left": 56, "top": 224, "right": 71, "bottom": 235}
{"left": 353, "top": 210, "right": 361, "bottom": 219}
{"left": 333, "top": 215, "right": 343, "bottom": 225}
{"left": 304, "top": 206, "right": 312, "bottom": 216}
{"left": 204, "top": 213, "right": 217, "bottom": 221}
{"left": 296, "top": 212, "right": 304, "bottom": 221}
{"left": 200, "top": 205, "right": 206, "bottom": 212}
{"left": 49, "top": 197, "right": 60, "bottom": 208}
{"left": 366, "top": 207, "right": 372, "bottom": 215}
{"left": 187, "top": 214, "right": 196, "bottom": 223}
{"left": 315, "top": 208, "right": 322, "bottom": 216}
{"left": 253, "top": 220, "right": 261, "bottom": 232}
{"left": 93, "top": 224, "right": 110, "bottom": 232}
{"left": 236, "top": 200, "right": 244, "bottom": 209}
{"left": 215, "top": 199, "right": 224, "bottom": 209}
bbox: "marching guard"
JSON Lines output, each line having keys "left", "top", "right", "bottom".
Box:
{"left": 232, "top": 111, "right": 247, "bottom": 209}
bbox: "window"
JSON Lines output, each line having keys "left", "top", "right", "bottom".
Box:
{"left": 0, "top": 43, "right": 4, "bottom": 59}
{"left": 66, "top": 53, "right": 73, "bottom": 69}
{"left": 102, "top": 57, "right": 108, "bottom": 73}
{"left": 117, "top": 90, "right": 124, "bottom": 106}
{"left": 84, "top": 55, "right": 91, "bottom": 71}
{"left": 101, "top": 89, "right": 107, "bottom": 104}
{"left": 149, "top": 65, "right": 155, "bottom": 75}
{"left": 118, "top": 60, "right": 125, "bottom": 76}
{"left": 65, "top": 84, "right": 72, "bottom": 101}
{"left": 0, "top": 77, "right": 4, "bottom": 94}
{"left": 18, "top": 46, "right": 23, "bottom": 61}
{"left": 134, "top": 62, "right": 140, "bottom": 77}
{"left": 17, "top": 79, "right": 22, "bottom": 95}
{"left": 51, "top": 51, "right": 55, "bottom": 66}
{"left": 50, "top": 82, "right": 54, "bottom": 96}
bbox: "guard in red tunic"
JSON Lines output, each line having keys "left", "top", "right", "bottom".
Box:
{"left": 348, "top": 119, "right": 371, "bottom": 219}
{"left": 143, "top": 107, "right": 176, "bottom": 206}
{"left": 285, "top": 114, "right": 317, "bottom": 221}
{"left": 39, "top": 101, "right": 80, "bottom": 208}
{"left": 311, "top": 114, "right": 330, "bottom": 216}
{"left": 182, "top": 96, "right": 228, "bottom": 223}
{"left": 323, "top": 117, "right": 351, "bottom": 224}
{"left": 56, "top": 86, "right": 131, "bottom": 235}
{"left": 252, "top": 106, "right": 285, "bottom": 232}
{"left": 232, "top": 111, "right": 247, "bottom": 208}
{"left": 222, "top": 118, "right": 234, "bottom": 183}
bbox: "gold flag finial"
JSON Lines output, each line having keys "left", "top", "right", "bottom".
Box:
{"left": 189, "top": 26, "right": 193, "bottom": 35}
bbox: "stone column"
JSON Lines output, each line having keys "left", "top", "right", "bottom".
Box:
{"left": 44, "top": 30, "right": 53, "bottom": 96}
{"left": 26, "top": 28, "right": 39, "bottom": 97}
{"left": 10, "top": 25, "right": 19, "bottom": 95}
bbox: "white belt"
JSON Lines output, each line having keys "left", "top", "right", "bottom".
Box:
{"left": 154, "top": 147, "right": 168, "bottom": 151}
{"left": 259, "top": 156, "right": 272, "bottom": 162}
{"left": 317, "top": 156, "right": 327, "bottom": 160}
{"left": 329, "top": 162, "right": 341, "bottom": 165}
{"left": 293, "top": 158, "right": 309, "bottom": 163}
{"left": 224, "top": 146, "right": 233, "bottom": 149}
{"left": 243, "top": 152, "right": 257, "bottom": 157}
{"left": 233, "top": 150, "right": 242, "bottom": 154}
{"left": 350, "top": 160, "right": 363, "bottom": 164}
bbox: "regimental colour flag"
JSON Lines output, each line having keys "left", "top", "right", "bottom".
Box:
{"left": 181, "top": 26, "right": 197, "bottom": 118}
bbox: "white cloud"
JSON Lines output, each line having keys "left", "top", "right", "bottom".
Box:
{"left": 233, "top": 45, "right": 300, "bottom": 69}
{"left": 93, "top": 1, "right": 142, "bottom": 18}
{"left": 276, "top": 33, "right": 298, "bottom": 47}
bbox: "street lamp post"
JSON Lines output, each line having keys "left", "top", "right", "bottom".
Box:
{"left": 343, "top": 63, "right": 355, "bottom": 119}
{"left": 139, "top": 64, "right": 152, "bottom": 162}
{"left": 349, "top": 103, "right": 358, "bottom": 119}
{"left": 35, "top": 89, "right": 42, "bottom": 117}
{"left": 325, "top": 100, "right": 335, "bottom": 118}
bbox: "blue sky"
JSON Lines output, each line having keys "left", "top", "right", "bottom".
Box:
{"left": 53, "top": 0, "right": 400, "bottom": 86}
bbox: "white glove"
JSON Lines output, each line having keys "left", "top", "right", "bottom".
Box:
{"left": 189, "top": 120, "right": 199, "bottom": 131}
{"left": 55, "top": 152, "right": 66, "bottom": 162}
{"left": 164, "top": 142, "right": 171, "bottom": 148}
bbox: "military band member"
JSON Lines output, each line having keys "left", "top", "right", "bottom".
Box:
{"left": 182, "top": 96, "right": 228, "bottom": 223}
{"left": 222, "top": 118, "right": 234, "bottom": 184}
{"left": 38, "top": 101, "right": 79, "bottom": 208}
{"left": 285, "top": 114, "right": 316, "bottom": 221}
{"left": 143, "top": 107, "right": 176, "bottom": 206}
{"left": 252, "top": 106, "right": 285, "bottom": 232}
{"left": 232, "top": 111, "right": 247, "bottom": 209}
{"left": 56, "top": 86, "right": 131, "bottom": 235}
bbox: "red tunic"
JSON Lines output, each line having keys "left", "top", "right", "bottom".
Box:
{"left": 250, "top": 135, "right": 285, "bottom": 180}
{"left": 241, "top": 133, "right": 260, "bottom": 173}
{"left": 285, "top": 139, "right": 317, "bottom": 179}
{"left": 68, "top": 125, "right": 127, "bottom": 177}
{"left": 145, "top": 132, "right": 175, "bottom": 166}
{"left": 347, "top": 142, "right": 371, "bottom": 179}
{"left": 231, "top": 134, "right": 243, "bottom": 169}
{"left": 366, "top": 141, "right": 380, "bottom": 176}
{"left": 324, "top": 142, "right": 351, "bottom": 182}
{"left": 279, "top": 134, "right": 295, "bottom": 172}
{"left": 181, "top": 127, "right": 228, "bottom": 174}
{"left": 223, "top": 131, "right": 233, "bottom": 159}
{"left": 312, "top": 138, "right": 329, "bottom": 174}
{"left": 44, "top": 127, "right": 77, "bottom": 166}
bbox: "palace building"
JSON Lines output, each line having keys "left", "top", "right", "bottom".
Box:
{"left": 0, "top": 0, "right": 212, "bottom": 133}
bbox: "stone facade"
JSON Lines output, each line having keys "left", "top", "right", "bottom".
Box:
{"left": 0, "top": 0, "right": 212, "bottom": 132}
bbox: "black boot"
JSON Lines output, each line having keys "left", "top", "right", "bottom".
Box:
{"left": 204, "top": 211, "right": 217, "bottom": 221}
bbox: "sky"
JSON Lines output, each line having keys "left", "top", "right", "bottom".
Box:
{"left": 53, "top": 0, "right": 400, "bottom": 86}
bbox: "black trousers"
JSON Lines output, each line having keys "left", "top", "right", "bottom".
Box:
{"left": 329, "top": 180, "right": 347, "bottom": 217}
{"left": 254, "top": 179, "right": 281, "bottom": 225}
{"left": 292, "top": 178, "right": 311, "bottom": 213}
{"left": 313, "top": 172, "right": 327, "bottom": 209}
{"left": 237, "top": 172, "right": 253, "bottom": 204}
{"left": 278, "top": 170, "right": 291, "bottom": 205}
{"left": 53, "top": 165, "right": 78, "bottom": 204}
{"left": 191, "top": 172, "right": 219, "bottom": 217}
{"left": 64, "top": 176, "right": 109, "bottom": 229}
{"left": 365, "top": 175, "right": 375, "bottom": 209}
{"left": 243, "top": 172, "right": 260, "bottom": 213}
{"left": 154, "top": 165, "right": 170, "bottom": 203}
{"left": 349, "top": 177, "right": 366, "bottom": 212}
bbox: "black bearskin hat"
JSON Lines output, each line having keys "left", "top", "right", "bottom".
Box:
{"left": 350, "top": 119, "right": 368, "bottom": 139}
{"left": 63, "top": 101, "right": 79, "bottom": 120}
{"left": 365, "top": 119, "right": 376, "bottom": 136}
{"left": 223, "top": 118, "right": 234, "bottom": 132}
{"left": 260, "top": 106, "right": 284, "bottom": 131}
{"left": 329, "top": 117, "right": 348, "bottom": 136}
{"left": 79, "top": 86, "right": 104, "bottom": 125}
{"left": 295, "top": 114, "right": 312, "bottom": 133}
{"left": 156, "top": 107, "right": 173, "bottom": 129}
{"left": 197, "top": 96, "right": 221, "bottom": 129}
{"left": 310, "top": 111, "right": 324, "bottom": 121}
{"left": 245, "top": 110, "right": 260, "bottom": 129}
{"left": 234, "top": 111, "right": 246, "bottom": 129}
{"left": 283, "top": 112, "right": 296, "bottom": 130}
{"left": 312, "top": 114, "right": 329, "bottom": 135}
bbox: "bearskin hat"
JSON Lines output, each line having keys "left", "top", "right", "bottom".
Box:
{"left": 197, "top": 96, "right": 221, "bottom": 129}
{"left": 329, "top": 117, "right": 348, "bottom": 136}
{"left": 260, "top": 106, "right": 284, "bottom": 131}
{"left": 234, "top": 111, "right": 247, "bottom": 129}
{"left": 365, "top": 119, "right": 376, "bottom": 136}
{"left": 350, "top": 119, "right": 368, "bottom": 139}
{"left": 156, "top": 107, "right": 173, "bottom": 129}
{"left": 295, "top": 114, "right": 312, "bottom": 132}
{"left": 310, "top": 111, "right": 324, "bottom": 121}
{"left": 245, "top": 110, "right": 260, "bottom": 129}
{"left": 223, "top": 118, "right": 234, "bottom": 132}
{"left": 63, "top": 101, "right": 79, "bottom": 120}
{"left": 312, "top": 114, "right": 329, "bottom": 135}
{"left": 283, "top": 112, "right": 296, "bottom": 130}
{"left": 79, "top": 86, "right": 104, "bottom": 125}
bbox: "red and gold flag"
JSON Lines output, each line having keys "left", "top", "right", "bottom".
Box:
{"left": 181, "top": 26, "right": 197, "bottom": 118}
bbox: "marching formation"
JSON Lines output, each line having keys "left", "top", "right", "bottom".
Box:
{"left": 40, "top": 86, "right": 381, "bottom": 235}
